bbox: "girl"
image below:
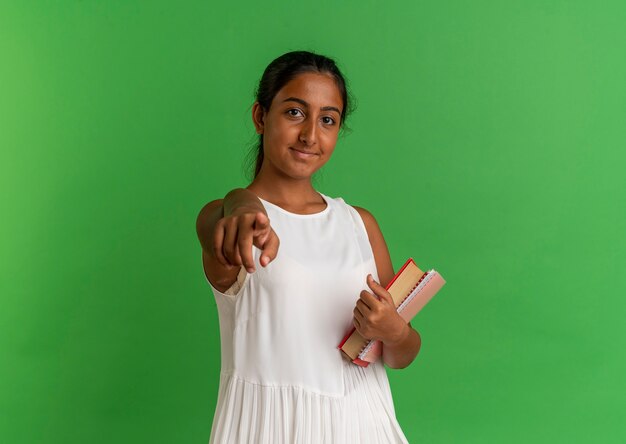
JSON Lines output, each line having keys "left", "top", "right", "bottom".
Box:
{"left": 196, "top": 50, "right": 421, "bottom": 443}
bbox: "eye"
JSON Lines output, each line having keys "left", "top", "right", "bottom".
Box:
{"left": 321, "top": 116, "right": 336, "bottom": 125}
{"left": 286, "top": 108, "right": 303, "bottom": 118}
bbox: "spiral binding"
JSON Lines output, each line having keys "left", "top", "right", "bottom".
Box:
{"left": 358, "top": 270, "right": 435, "bottom": 359}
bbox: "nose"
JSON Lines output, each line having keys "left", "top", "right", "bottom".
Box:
{"left": 298, "top": 119, "right": 317, "bottom": 146}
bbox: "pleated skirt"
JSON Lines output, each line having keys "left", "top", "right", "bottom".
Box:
{"left": 208, "top": 359, "right": 409, "bottom": 444}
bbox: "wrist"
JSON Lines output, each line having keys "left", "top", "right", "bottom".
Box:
{"left": 224, "top": 189, "right": 265, "bottom": 216}
{"left": 383, "top": 323, "right": 411, "bottom": 347}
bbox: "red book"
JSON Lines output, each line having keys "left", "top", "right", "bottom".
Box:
{"left": 337, "top": 258, "right": 446, "bottom": 367}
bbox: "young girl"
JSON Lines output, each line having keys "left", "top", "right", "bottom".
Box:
{"left": 196, "top": 51, "right": 421, "bottom": 443}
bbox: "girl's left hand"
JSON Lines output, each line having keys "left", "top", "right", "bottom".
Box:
{"left": 353, "top": 274, "right": 409, "bottom": 345}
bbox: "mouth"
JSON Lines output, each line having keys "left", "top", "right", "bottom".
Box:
{"left": 289, "top": 148, "right": 319, "bottom": 159}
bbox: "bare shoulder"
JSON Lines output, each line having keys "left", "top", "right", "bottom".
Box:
{"left": 351, "top": 205, "right": 376, "bottom": 228}
{"left": 350, "top": 205, "right": 395, "bottom": 288}
{"left": 351, "top": 205, "right": 382, "bottom": 246}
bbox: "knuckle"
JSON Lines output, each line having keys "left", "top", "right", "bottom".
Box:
{"left": 240, "top": 215, "right": 254, "bottom": 226}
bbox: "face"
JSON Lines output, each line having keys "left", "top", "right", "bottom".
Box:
{"left": 252, "top": 72, "right": 343, "bottom": 181}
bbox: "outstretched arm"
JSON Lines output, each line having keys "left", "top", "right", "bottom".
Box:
{"left": 196, "top": 188, "right": 280, "bottom": 293}
{"left": 351, "top": 206, "right": 422, "bottom": 370}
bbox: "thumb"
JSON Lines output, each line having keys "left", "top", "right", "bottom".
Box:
{"left": 367, "top": 274, "right": 394, "bottom": 305}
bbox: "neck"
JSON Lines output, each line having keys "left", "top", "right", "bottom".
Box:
{"left": 246, "top": 167, "right": 321, "bottom": 207}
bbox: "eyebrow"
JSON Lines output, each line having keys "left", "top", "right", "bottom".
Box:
{"left": 282, "top": 97, "right": 341, "bottom": 114}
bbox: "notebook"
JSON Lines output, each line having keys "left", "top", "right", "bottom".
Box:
{"left": 337, "top": 258, "right": 446, "bottom": 367}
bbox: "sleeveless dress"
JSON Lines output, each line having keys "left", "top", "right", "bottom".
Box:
{"left": 203, "top": 192, "right": 410, "bottom": 444}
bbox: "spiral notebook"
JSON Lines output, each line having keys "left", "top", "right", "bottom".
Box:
{"left": 337, "top": 258, "right": 446, "bottom": 367}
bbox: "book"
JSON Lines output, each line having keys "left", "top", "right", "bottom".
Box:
{"left": 337, "top": 258, "right": 446, "bottom": 367}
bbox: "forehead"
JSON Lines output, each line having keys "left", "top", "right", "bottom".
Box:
{"left": 272, "top": 72, "right": 343, "bottom": 111}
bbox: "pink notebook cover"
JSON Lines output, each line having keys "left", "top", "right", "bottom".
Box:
{"left": 337, "top": 260, "right": 446, "bottom": 367}
{"left": 357, "top": 270, "right": 446, "bottom": 366}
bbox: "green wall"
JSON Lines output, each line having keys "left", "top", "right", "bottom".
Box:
{"left": 1, "top": 1, "right": 625, "bottom": 443}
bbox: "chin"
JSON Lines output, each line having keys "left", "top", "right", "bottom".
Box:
{"left": 283, "top": 166, "right": 320, "bottom": 180}
{"left": 289, "top": 171, "right": 317, "bottom": 180}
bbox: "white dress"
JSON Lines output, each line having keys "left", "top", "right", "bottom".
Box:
{"left": 204, "top": 192, "right": 410, "bottom": 444}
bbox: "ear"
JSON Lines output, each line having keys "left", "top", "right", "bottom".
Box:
{"left": 251, "top": 102, "right": 266, "bottom": 134}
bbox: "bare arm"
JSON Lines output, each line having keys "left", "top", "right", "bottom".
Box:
{"left": 352, "top": 206, "right": 421, "bottom": 370}
{"left": 196, "top": 188, "right": 279, "bottom": 293}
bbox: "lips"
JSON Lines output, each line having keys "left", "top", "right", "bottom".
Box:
{"left": 289, "top": 148, "right": 318, "bottom": 159}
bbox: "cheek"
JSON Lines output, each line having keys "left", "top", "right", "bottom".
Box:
{"left": 266, "top": 121, "right": 295, "bottom": 143}
{"left": 263, "top": 125, "right": 286, "bottom": 149}
{"left": 321, "top": 131, "right": 339, "bottom": 151}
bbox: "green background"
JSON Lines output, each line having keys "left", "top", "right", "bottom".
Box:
{"left": 1, "top": 1, "right": 625, "bottom": 443}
